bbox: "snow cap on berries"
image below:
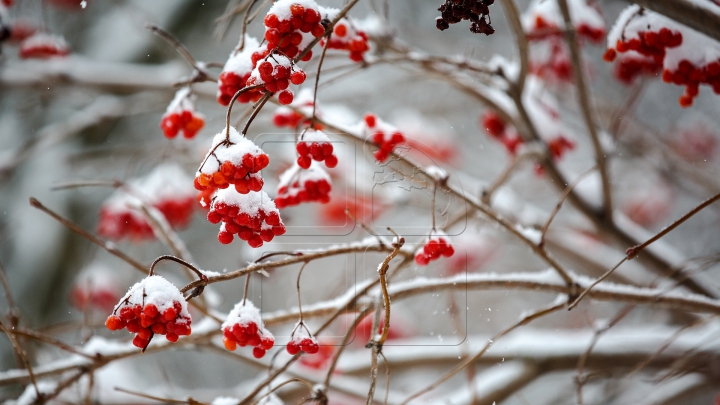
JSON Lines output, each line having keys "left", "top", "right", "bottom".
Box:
{"left": 198, "top": 127, "right": 266, "bottom": 176}
{"left": 98, "top": 163, "right": 196, "bottom": 240}
{"left": 523, "top": 0, "right": 605, "bottom": 42}
{"left": 119, "top": 275, "right": 190, "bottom": 318}
{"left": 19, "top": 32, "right": 69, "bottom": 58}
{"left": 223, "top": 35, "right": 261, "bottom": 76}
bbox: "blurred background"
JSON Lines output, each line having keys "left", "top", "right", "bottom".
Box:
{"left": 1, "top": 0, "right": 720, "bottom": 404}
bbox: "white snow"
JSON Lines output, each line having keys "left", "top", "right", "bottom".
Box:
{"left": 267, "top": 0, "right": 319, "bottom": 21}
{"left": 213, "top": 189, "right": 279, "bottom": 217}
{"left": 223, "top": 35, "right": 261, "bottom": 76}
{"left": 522, "top": 0, "right": 605, "bottom": 32}
{"left": 198, "top": 126, "right": 265, "bottom": 175}
{"left": 115, "top": 275, "right": 190, "bottom": 318}
{"left": 222, "top": 299, "right": 264, "bottom": 330}
{"left": 164, "top": 86, "right": 197, "bottom": 114}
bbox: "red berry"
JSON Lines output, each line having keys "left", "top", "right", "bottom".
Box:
{"left": 132, "top": 335, "right": 150, "bottom": 349}
{"left": 290, "top": 70, "right": 306, "bottom": 85}
{"left": 278, "top": 90, "right": 294, "bottom": 105}
{"left": 105, "top": 315, "right": 124, "bottom": 331}
{"left": 287, "top": 341, "right": 300, "bottom": 355}
{"left": 325, "top": 155, "right": 338, "bottom": 168}
{"left": 253, "top": 347, "right": 266, "bottom": 358}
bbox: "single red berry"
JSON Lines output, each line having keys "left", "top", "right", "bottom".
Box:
{"left": 253, "top": 346, "right": 266, "bottom": 358}
{"left": 278, "top": 90, "right": 294, "bottom": 105}
{"left": 105, "top": 315, "right": 124, "bottom": 331}
{"left": 287, "top": 341, "right": 300, "bottom": 355}
{"left": 290, "top": 70, "right": 306, "bottom": 85}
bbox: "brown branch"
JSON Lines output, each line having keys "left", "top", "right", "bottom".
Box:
{"left": 0, "top": 319, "right": 40, "bottom": 400}
{"left": 569, "top": 190, "right": 720, "bottom": 309}
{"left": 556, "top": 0, "right": 613, "bottom": 216}
{"left": 29, "top": 198, "right": 147, "bottom": 274}
{"left": 399, "top": 300, "right": 567, "bottom": 404}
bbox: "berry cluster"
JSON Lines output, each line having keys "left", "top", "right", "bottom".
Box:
{"left": 70, "top": 263, "right": 119, "bottom": 312}
{"left": 286, "top": 324, "right": 319, "bottom": 355}
{"left": 194, "top": 127, "right": 269, "bottom": 194}
{"left": 221, "top": 300, "right": 275, "bottom": 358}
{"left": 480, "top": 111, "right": 523, "bottom": 155}
{"left": 321, "top": 16, "right": 369, "bottom": 62}
{"left": 19, "top": 33, "right": 69, "bottom": 59}
{"left": 528, "top": 42, "right": 573, "bottom": 83}
{"left": 296, "top": 128, "right": 337, "bottom": 169}
{"left": 612, "top": 51, "right": 662, "bottom": 84}
{"left": 98, "top": 164, "right": 196, "bottom": 241}
{"left": 414, "top": 231, "right": 455, "bottom": 266}
{"left": 275, "top": 162, "right": 332, "bottom": 208}
{"left": 105, "top": 275, "right": 191, "bottom": 350}
{"left": 298, "top": 338, "right": 334, "bottom": 369}
{"left": 672, "top": 125, "right": 717, "bottom": 163}
{"left": 436, "top": 0, "right": 495, "bottom": 35}
{"left": 246, "top": 51, "right": 306, "bottom": 105}
{"left": 600, "top": 6, "right": 720, "bottom": 106}
{"left": 547, "top": 135, "right": 575, "bottom": 160}
{"left": 523, "top": 0, "right": 605, "bottom": 44}
{"left": 263, "top": 0, "right": 325, "bottom": 59}
{"left": 363, "top": 113, "right": 406, "bottom": 162}
{"left": 272, "top": 89, "right": 320, "bottom": 129}
{"left": 217, "top": 36, "right": 266, "bottom": 106}
{"left": 208, "top": 189, "right": 286, "bottom": 247}
{"left": 160, "top": 87, "right": 205, "bottom": 139}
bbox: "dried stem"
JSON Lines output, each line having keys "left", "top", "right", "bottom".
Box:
{"left": 400, "top": 300, "right": 567, "bottom": 404}
{"left": 556, "top": 0, "right": 613, "bottom": 216}
{"left": 241, "top": 93, "right": 271, "bottom": 136}
{"left": 539, "top": 165, "right": 599, "bottom": 248}
{"left": 575, "top": 305, "right": 634, "bottom": 404}
{"left": 570, "top": 190, "right": 720, "bottom": 309}
{"left": 29, "top": 198, "right": 147, "bottom": 274}
{"left": 0, "top": 319, "right": 40, "bottom": 400}
{"left": 311, "top": 31, "right": 332, "bottom": 127}
{"left": 296, "top": 262, "right": 309, "bottom": 323}
{"left": 237, "top": 0, "right": 259, "bottom": 53}
{"left": 225, "top": 84, "right": 265, "bottom": 140}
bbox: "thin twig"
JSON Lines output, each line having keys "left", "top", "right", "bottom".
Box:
{"left": 569, "top": 190, "right": 720, "bottom": 309}
{"left": 539, "top": 165, "right": 599, "bottom": 248}
{"left": 556, "top": 0, "right": 612, "bottom": 216}
{"left": 311, "top": 31, "right": 332, "bottom": 127}
{"left": 29, "top": 198, "right": 146, "bottom": 273}
{"left": 0, "top": 319, "right": 40, "bottom": 400}
{"left": 399, "top": 300, "right": 567, "bottom": 404}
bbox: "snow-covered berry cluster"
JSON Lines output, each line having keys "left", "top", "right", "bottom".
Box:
{"left": 275, "top": 162, "right": 332, "bottom": 208}
{"left": 221, "top": 300, "right": 275, "bottom": 358}
{"left": 603, "top": 6, "right": 720, "bottom": 106}
{"left": 296, "top": 128, "right": 337, "bottom": 169}
{"left": 480, "top": 111, "right": 523, "bottom": 155}
{"left": 70, "top": 263, "right": 120, "bottom": 312}
{"left": 414, "top": 231, "right": 455, "bottom": 266}
{"left": 217, "top": 36, "right": 266, "bottom": 106}
{"left": 321, "top": 15, "right": 369, "bottom": 62}
{"left": 208, "top": 189, "right": 286, "bottom": 247}
{"left": 286, "top": 324, "right": 319, "bottom": 355}
{"left": 363, "top": 113, "right": 406, "bottom": 163}
{"left": 19, "top": 32, "right": 69, "bottom": 59}
{"left": 98, "top": 164, "right": 196, "bottom": 241}
{"left": 522, "top": 0, "right": 605, "bottom": 83}
{"left": 523, "top": 0, "right": 605, "bottom": 43}
{"left": 160, "top": 87, "right": 205, "bottom": 139}
{"left": 194, "top": 127, "right": 269, "bottom": 194}
{"left": 611, "top": 51, "right": 662, "bottom": 84}
{"left": 247, "top": 51, "right": 306, "bottom": 105}
{"left": 105, "top": 275, "right": 191, "bottom": 350}
{"left": 272, "top": 89, "right": 320, "bottom": 129}
{"left": 263, "top": 0, "right": 325, "bottom": 59}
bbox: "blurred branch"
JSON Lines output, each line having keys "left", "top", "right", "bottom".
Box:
{"left": 556, "top": 0, "right": 613, "bottom": 216}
